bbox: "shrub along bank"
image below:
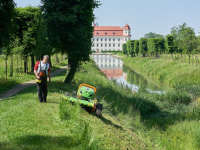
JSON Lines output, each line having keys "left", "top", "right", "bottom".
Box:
{"left": 123, "top": 56, "right": 200, "bottom": 86}
{"left": 1, "top": 59, "right": 200, "bottom": 149}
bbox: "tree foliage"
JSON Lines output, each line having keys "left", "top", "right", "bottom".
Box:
{"left": 144, "top": 32, "right": 164, "bottom": 39}
{"left": 41, "top": 0, "right": 100, "bottom": 84}
{"left": 166, "top": 34, "right": 175, "bottom": 60}
{"left": 134, "top": 40, "right": 139, "bottom": 56}
{"left": 0, "top": 0, "right": 16, "bottom": 55}
{"left": 157, "top": 38, "right": 165, "bottom": 54}
{"left": 147, "top": 38, "right": 156, "bottom": 55}
{"left": 139, "top": 38, "right": 147, "bottom": 57}
{"left": 126, "top": 40, "right": 135, "bottom": 57}
{"left": 171, "top": 23, "right": 197, "bottom": 54}
{"left": 122, "top": 43, "right": 127, "bottom": 55}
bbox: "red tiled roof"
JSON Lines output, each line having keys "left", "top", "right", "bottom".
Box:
{"left": 124, "top": 24, "right": 131, "bottom": 30}
{"left": 93, "top": 24, "right": 130, "bottom": 36}
{"left": 94, "top": 26, "right": 123, "bottom": 36}
{"left": 94, "top": 26, "right": 123, "bottom": 31}
{"left": 94, "top": 30, "right": 123, "bottom": 36}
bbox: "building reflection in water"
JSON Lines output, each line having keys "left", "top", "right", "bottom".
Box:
{"left": 91, "top": 54, "right": 169, "bottom": 92}
{"left": 92, "top": 54, "right": 124, "bottom": 79}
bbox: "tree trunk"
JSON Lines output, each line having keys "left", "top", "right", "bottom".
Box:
{"left": 21, "top": 57, "right": 22, "bottom": 73}
{"left": 49, "top": 55, "right": 52, "bottom": 68}
{"left": 56, "top": 55, "right": 59, "bottom": 64}
{"left": 64, "top": 56, "right": 78, "bottom": 84}
{"left": 31, "top": 55, "right": 35, "bottom": 72}
{"left": 171, "top": 53, "right": 173, "bottom": 60}
{"left": 17, "top": 55, "right": 18, "bottom": 76}
{"left": 192, "top": 55, "right": 193, "bottom": 64}
{"left": 181, "top": 54, "right": 182, "bottom": 62}
{"left": 9, "top": 55, "right": 13, "bottom": 76}
{"left": 189, "top": 55, "right": 190, "bottom": 65}
{"left": 5, "top": 58, "right": 7, "bottom": 80}
{"left": 24, "top": 57, "right": 28, "bottom": 74}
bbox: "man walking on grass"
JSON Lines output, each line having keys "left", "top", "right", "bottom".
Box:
{"left": 34, "top": 55, "right": 51, "bottom": 103}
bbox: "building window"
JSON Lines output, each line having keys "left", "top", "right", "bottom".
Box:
{"left": 105, "top": 32, "right": 107, "bottom": 35}
{"left": 118, "top": 39, "right": 120, "bottom": 41}
{"left": 105, "top": 44, "right": 107, "bottom": 47}
{"left": 109, "top": 43, "right": 111, "bottom": 47}
{"left": 118, "top": 44, "right": 120, "bottom": 47}
{"left": 97, "top": 39, "right": 99, "bottom": 41}
{"left": 93, "top": 39, "right": 95, "bottom": 41}
{"left": 109, "top": 39, "right": 111, "bottom": 41}
{"left": 97, "top": 44, "right": 99, "bottom": 47}
{"left": 125, "top": 39, "right": 127, "bottom": 41}
{"left": 113, "top": 44, "right": 115, "bottom": 47}
{"left": 92, "top": 44, "right": 94, "bottom": 47}
{"left": 101, "top": 39, "right": 103, "bottom": 41}
{"left": 101, "top": 44, "right": 103, "bottom": 47}
{"left": 113, "top": 32, "right": 115, "bottom": 35}
{"left": 97, "top": 32, "right": 99, "bottom": 35}
{"left": 113, "top": 39, "right": 115, "bottom": 41}
{"left": 105, "top": 38, "right": 107, "bottom": 41}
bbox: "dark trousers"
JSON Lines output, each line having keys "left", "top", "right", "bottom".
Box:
{"left": 37, "top": 78, "right": 48, "bottom": 102}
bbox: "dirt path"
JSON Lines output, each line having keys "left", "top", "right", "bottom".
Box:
{"left": 0, "top": 65, "right": 68, "bottom": 100}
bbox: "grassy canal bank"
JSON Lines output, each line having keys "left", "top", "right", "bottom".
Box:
{"left": 123, "top": 56, "right": 200, "bottom": 86}
{"left": 1, "top": 59, "right": 200, "bottom": 149}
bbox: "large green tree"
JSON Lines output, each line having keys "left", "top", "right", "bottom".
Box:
{"left": 41, "top": 0, "right": 100, "bottom": 84}
{"left": 171, "top": 23, "right": 197, "bottom": 54}
{"left": 14, "top": 6, "right": 42, "bottom": 73}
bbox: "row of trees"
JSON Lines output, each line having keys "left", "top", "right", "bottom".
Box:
{"left": 123, "top": 23, "right": 200, "bottom": 61}
{"left": 0, "top": 0, "right": 100, "bottom": 83}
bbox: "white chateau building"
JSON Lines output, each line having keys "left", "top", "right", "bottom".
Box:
{"left": 92, "top": 24, "right": 131, "bottom": 52}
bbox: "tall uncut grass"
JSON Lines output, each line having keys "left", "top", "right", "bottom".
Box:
{"left": 123, "top": 55, "right": 200, "bottom": 86}
{"left": 73, "top": 59, "right": 200, "bottom": 149}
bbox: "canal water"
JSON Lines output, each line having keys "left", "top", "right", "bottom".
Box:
{"left": 91, "top": 54, "right": 170, "bottom": 93}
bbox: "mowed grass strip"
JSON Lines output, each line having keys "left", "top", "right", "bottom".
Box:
{"left": 0, "top": 71, "right": 145, "bottom": 150}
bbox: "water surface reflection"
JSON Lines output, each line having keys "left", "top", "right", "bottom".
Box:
{"left": 92, "top": 54, "right": 170, "bottom": 93}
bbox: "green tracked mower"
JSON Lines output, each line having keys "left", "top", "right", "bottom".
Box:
{"left": 63, "top": 84, "right": 103, "bottom": 117}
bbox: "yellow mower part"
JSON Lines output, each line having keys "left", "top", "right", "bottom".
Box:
{"left": 36, "top": 79, "right": 42, "bottom": 83}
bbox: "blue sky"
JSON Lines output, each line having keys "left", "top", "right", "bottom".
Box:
{"left": 14, "top": 0, "right": 200, "bottom": 39}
